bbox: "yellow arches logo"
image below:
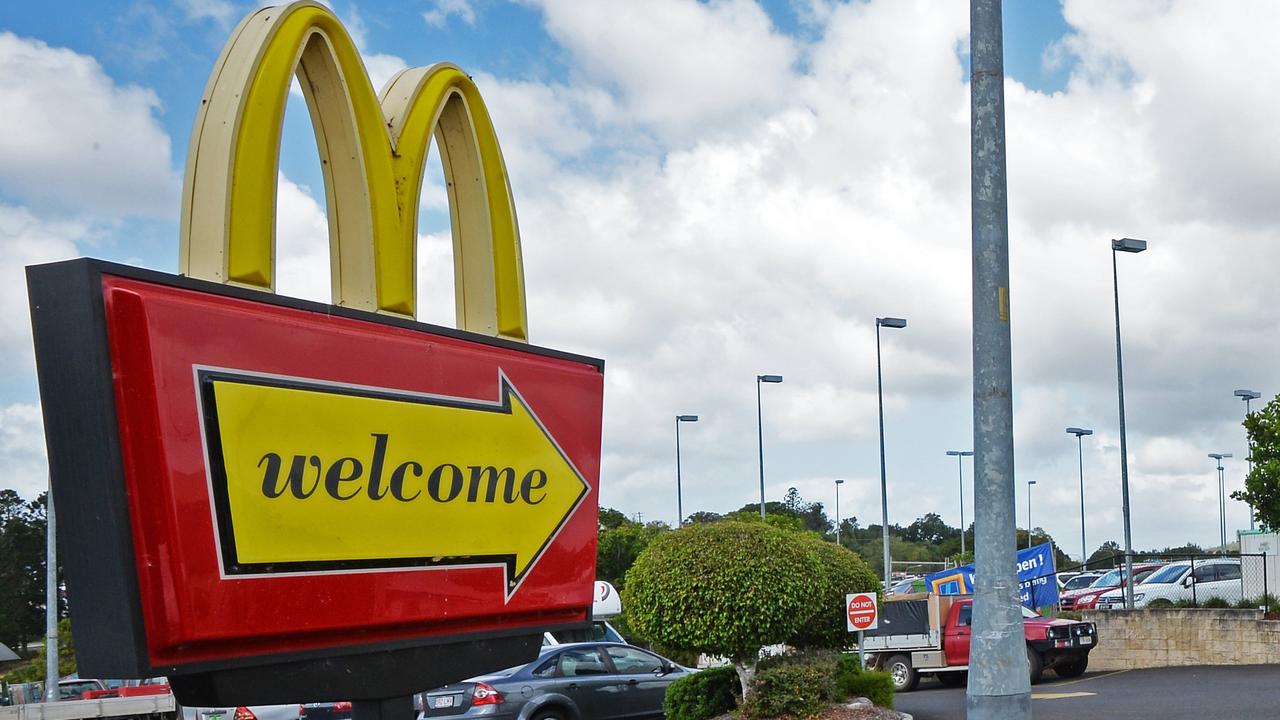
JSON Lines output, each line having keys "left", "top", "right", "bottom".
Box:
{"left": 180, "top": 1, "right": 527, "bottom": 341}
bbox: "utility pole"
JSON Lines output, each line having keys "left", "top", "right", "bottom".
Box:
{"left": 967, "top": 1, "right": 1030, "bottom": 717}
{"left": 45, "top": 491, "right": 58, "bottom": 702}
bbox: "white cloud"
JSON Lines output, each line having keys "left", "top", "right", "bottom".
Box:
{"left": 531, "top": 0, "right": 798, "bottom": 141}
{"left": 0, "top": 403, "right": 48, "bottom": 500}
{"left": 0, "top": 205, "right": 88, "bottom": 375}
{"left": 423, "top": 0, "right": 477, "bottom": 28}
{"left": 0, "top": 33, "right": 179, "bottom": 218}
{"left": 179, "top": 0, "right": 238, "bottom": 27}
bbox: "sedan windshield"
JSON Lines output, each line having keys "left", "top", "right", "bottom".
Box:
{"left": 1092, "top": 569, "right": 1121, "bottom": 587}
{"left": 1145, "top": 564, "right": 1190, "bottom": 584}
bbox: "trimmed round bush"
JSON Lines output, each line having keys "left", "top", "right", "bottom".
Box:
{"left": 624, "top": 521, "right": 825, "bottom": 663}
{"left": 664, "top": 666, "right": 739, "bottom": 720}
{"left": 790, "top": 535, "right": 881, "bottom": 650}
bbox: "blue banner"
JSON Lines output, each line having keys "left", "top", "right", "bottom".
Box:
{"left": 924, "top": 542, "right": 1059, "bottom": 608}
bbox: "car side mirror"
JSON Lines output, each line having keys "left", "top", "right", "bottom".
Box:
{"left": 654, "top": 663, "right": 675, "bottom": 676}
{"left": 1182, "top": 576, "right": 1194, "bottom": 588}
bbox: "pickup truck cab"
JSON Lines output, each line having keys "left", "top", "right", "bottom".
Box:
{"left": 863, "top": 595, "right": 1097, "bottom": 692}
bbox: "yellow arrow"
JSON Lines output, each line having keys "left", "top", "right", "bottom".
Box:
{"left": 198, "top": 368, "right": 589, "bottom": 600}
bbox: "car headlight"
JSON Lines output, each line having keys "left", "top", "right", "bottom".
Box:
{"left": 1132, "top": 593, "right": 1144, "bottom": 601}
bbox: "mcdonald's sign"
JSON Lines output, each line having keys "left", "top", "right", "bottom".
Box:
{"left": 27, "top": 2, "right": 603, "bottom": 702}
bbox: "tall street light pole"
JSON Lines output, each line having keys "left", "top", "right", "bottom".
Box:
{"left": 1235, "top": 389, "right": 1261, "bottom": 531}
{"left": 968, "top": 2, "right": 1029, "bottom": 715}
{"left": 1026, "top": 480, "right": 1037, "bottom": 549}
{"left": 1066, "top": 428, "right": 1093, "bottom": 564}
{"left": 946, "top": 450, "right": 974, "bottom": 555}
{"left": 835, "top": 479, "right": 845, "bottom": 546}
{"left": 876, "top": 316, "right": 906, "bottom": 593}
{"left": 1112, "top": 237, "right": 1146, "bottom": 609}
{"left": 675, "top": 415, "right": 698, "bottom": 527}
{"left": 1209, "top": 453, "right": 1232, "bottom": 549}
{"left": 756, "top": 375, "right": 783, "bottom": 520}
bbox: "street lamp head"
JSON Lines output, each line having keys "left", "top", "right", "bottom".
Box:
{"left": 1028, "top": 480, "right": 1037, "bottom": 486}
{"left": 757, "top": 374, "right": 784, "bottom": 384}
{"left": 1111, "top": 238, "right": 1147, "bottom": 253}
{"left": 1235, "top": 389, "right": 1261, "bottom": 400}
{"left": 835, "top": 478, "right": 845, "bottom": 485}
{"left": 876, "top": 317, "right": 907, "bottom": 329}
{"left": 1208, "top": 453, "right": 1232, "bottom": 460}
{"left": 1066, "top": 427, "right": 1094, "bottom": 437}
{"left": 676, "top": 415, "right": 699, "bottom": 423}
{"left": 946, "top": 450, "right": 974, "bottom": 457}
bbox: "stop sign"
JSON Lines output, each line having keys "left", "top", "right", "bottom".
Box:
{"left": 846, "top": 592, "right": 879, "bottom": 631}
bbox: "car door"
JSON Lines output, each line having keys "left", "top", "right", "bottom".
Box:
{"left": 943, "top": 604, "right": 972, "bottom": 666}
{"left": 601, "top": 645, "right": 677, "bottom": 719}
{"left": 553, "top": 646, "right": 624, "bottom": 720}
{"left": 1204, "top": 561, "right": 1243, "bottom": 603}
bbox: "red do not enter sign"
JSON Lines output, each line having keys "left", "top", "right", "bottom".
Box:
{"left": 846, "top": 592, "right": 879, "bottom": 631}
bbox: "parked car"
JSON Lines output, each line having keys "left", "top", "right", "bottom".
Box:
{"left": 420, "top": 642, "right": 690, "bottom": 720}
{"left": 1096, "top": 558, "right": 1244, "bottom": 609}
{"left": 1060, "top": 564, "right": 1162, "bottom": 611}
{"left": 183, "top": 705, "right": 301, "bottom": 720}
{"left": 889, "top": 577, "right": 925, "bottom": 595}
{"left": 1059, "top": 573, "right": 1102, "bottom": 592}
{"left": 544, "top": 581, "right": 626, "bottom": 646}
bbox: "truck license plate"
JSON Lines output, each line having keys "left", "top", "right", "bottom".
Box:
{"left": 432, "top": 697, "right": 455, "bottom": 709}
{"left": 1080, "top": 636, "right": 1092, "bottom": 645}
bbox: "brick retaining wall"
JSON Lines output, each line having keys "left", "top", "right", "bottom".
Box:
{"left": 1082, "top": 608, "right": 1280, "bottom": 670}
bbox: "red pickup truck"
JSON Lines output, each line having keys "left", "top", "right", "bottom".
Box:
{"left": 862, "top": 595, "right": 1097, "bottom": 691}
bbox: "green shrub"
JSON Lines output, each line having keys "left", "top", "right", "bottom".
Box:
{"left": 789, "top": 535, "right": 881, "bottom": 651}
{"left": 838, "top": 671, "right": 895, "bottom": 709}
{"left": 1055, "top": 610, "right": 1083, "bottom": 620}
{"left": 664, "top": 666, "right": 740, "bottom": 720}
{"left": 1200, "top": 596, "right": 1232, "bottom": 609}
{"left": 739, "top": 661, "right": 836, "bottom": 720}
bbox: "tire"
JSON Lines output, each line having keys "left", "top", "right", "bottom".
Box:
{"left": 886, "top": 654, "right": 919, "bottom": 692}
{"left": 531, "top": 709, "right": 567, "bottom": 720}
{"left": 937, "top": 671, "right": 967, "bottom": 687}
{"left": 1054, "top": 655, "right": 1088, "bottom": 678}
{"left": 1026, "top": 645, "right": 1044, "bottom": 684}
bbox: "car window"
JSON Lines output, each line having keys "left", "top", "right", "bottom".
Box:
{"left": 1133, "top": 568, "right": 1158, "bottom": 584}
{"left": 1146, "top": 565, "right": 1189, "bottom": 584}
{"left": 957, "top": 605, "right": 972, "bottom": 627}
{"left": 1092, "top": 570, "right": 1121, "bottom": 587}
{"left": 559, "top": 648, "right": 610, "bottom": 676}
{"left": 605, "top": 646, "right": 664, "bottom": 674}
{"left": 1193, "top": 564, "right": 1219, "bottom": 582}
{"left": 1020, "top": 606, "right": 1040, "bottom": 619}
{"left": 1215, "top": 563, "right": 1242, "bottom": 581}
{"left": 1063, "top": 575, "right": 1097, "bottom": 591}
{"left": 532, "top": 658, "right": 559, "bottom": 678}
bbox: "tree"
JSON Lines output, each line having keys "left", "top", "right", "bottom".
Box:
{"left": 0, "top": 490, "right": 47, "bottom": 650}
{"left": 596, "top": 514, "right": 668, "bottom": 590}
{"left": 1232, "top": 394, "right": 1280, "bottom": 531}
{"left": 904, "top": 513, "right": 954, "bottom": 545}
{"left": 789, "top": 534, "right": 880, "bottom": 651}
{"left": 1087, "top": 541, "right": 1122, "bottom": 566}
{"left": 598, "top": 506, "right": 631, "bottom": 530}
{"left": 683, "top": 511, "right": 722, "bottom": 525}
{"left": 623, "top": 521, "right": 823, "bottom": 697}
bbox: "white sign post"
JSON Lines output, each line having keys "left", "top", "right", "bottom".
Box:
{"left": 846, "top": 592, "right": 879, "bottom": 670}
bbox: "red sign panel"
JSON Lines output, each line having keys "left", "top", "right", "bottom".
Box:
{"left": 846, "top": 592, "right": 879, "bottom": 632}
{"left": 29, "top": 261, "right": 603, "bottom": 677}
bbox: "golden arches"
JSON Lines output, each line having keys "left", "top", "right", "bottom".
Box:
{"left": 179, "top": 1, "right": 528, "bottom": 341}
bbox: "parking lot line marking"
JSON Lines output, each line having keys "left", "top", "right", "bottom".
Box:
{"left": 1032, "top": 692, "right": 1096, "bottom": 700}
{"left": 1052, "top": 669, "right": 1130, "bottom": 688}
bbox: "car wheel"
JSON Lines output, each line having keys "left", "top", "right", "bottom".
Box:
{"left": 886, "top": 654, "right": 919, "bottom": 692}
{"left": 1054, "top": 656, "right": 1088, "bottom": 678}
{"left": 532, "top": 709, "right": 567, "bottom": 720}
{"left": 1026, "top": 646, "right": 1043, "bottom": 684}
{"left": 937, "top": 671, "right": 967, "bottom": 687}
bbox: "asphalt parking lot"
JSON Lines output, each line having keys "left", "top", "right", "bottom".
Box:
{"left": 894, "top": 665, "right": 1280, "bottom": 719}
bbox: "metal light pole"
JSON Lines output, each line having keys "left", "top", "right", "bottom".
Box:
{"left": 1026, "top": 480, "right": 1037, "bottom": 549}
{"left": 946, "top": 450, "right": 974, "bottom": 555}
{"left": 1112, "top": 237, "right": 1146, "bottom": 609}
{"left": 835, "top": 479, "right": 845, "bottom": 546}
{"left": 675, "top": 415, "right": 698, "bottom": 527}
{"left": 968, "top": 2, "right": 1029, "bottom": 715}
{"left": 876, "top": 316, "right": 906, "bottom": 592}
{"left": 1209, "top": 453, "right": 1232, "bottom": 549}
{"left": 1235, "top": 389, "right": 1261, "bottom": 531}
{"left": 44, "top": 491, "right": 57, "bottom": 702}
{"left": 756, "top": 375, "right": 783, "bottom": 519}
{"left": 1066, "top": 427, "right": 1093, "bottom": 564}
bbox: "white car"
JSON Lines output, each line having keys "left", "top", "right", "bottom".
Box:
{"left": 1096, "top": 559, "right": 1243, "bottom": 609}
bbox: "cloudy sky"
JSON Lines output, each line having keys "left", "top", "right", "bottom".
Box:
{"left": 2, "top": 0, "right": 1277, "bottom": 560}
